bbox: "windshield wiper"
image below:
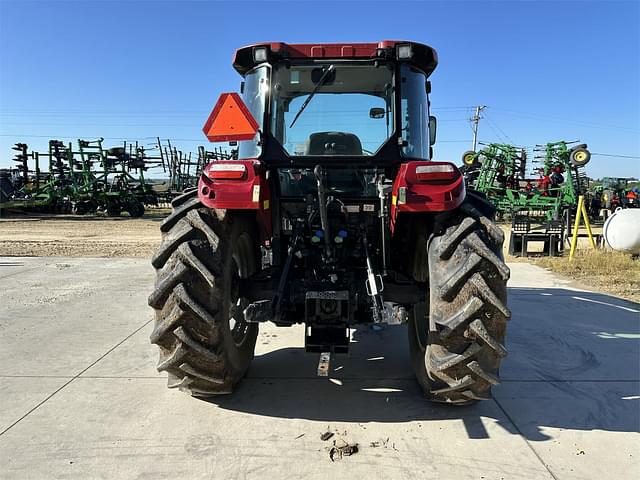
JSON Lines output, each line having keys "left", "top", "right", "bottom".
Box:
{"left": 289, "top": 64, "right": 335, "bottom": 129}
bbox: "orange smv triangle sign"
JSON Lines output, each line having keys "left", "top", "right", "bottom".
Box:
{"left": 202, "top": 92, "right": 260, "bottom": 142}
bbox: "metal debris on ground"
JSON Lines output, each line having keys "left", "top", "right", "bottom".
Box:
{"left": 369, "top": 437, "right": 390, "bottom": 448}
{"left": 320, "top": 431, "right": 334, "bottom": 441}
{"left": 317, "top": 352, "right": 330, "bottom": 377}
{"left": 329, "top": 438, "right": 359, "bottom": 461}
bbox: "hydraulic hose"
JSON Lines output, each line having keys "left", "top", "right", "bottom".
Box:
{"left": 314, "top": 165, "right": 332, "bottom": 259}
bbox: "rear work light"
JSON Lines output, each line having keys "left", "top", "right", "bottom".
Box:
{"left": 396, "top": 44, "right": 413, "bottom": 59}
{"left": 253, "top": 46, "right": 268, "bottom": 62}
{"left": 415, "top": 163, "right": 458, "bottom": 182}
{"left": 207, "top": 163, "right": 247, "bottom": 180}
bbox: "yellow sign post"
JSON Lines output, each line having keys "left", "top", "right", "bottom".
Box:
{"left": 569, "top": 195, "right": 597, "bottom": 260}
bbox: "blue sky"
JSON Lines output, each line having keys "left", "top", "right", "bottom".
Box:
{"left": 0, "top": 0, "right": 638, "bottom": 178}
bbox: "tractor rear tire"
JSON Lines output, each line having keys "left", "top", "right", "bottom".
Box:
{"left": 409, "top": 195, "right": 511, "bottom": 404}
{"left": 148, "top": 189, "right": 259, "bottom": 395}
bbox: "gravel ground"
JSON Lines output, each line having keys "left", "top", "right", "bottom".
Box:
{"left": 0, "top": 215, "right": 603, "bottom": 261}
{"left": 0, "top": 214, "right": 163, "bottom": 257}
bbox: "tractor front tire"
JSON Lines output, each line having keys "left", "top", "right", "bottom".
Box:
{"left": 409, "top": 195, "right": 511, "bottom": 404}
{"left": 148, "top": 189, "right": 259, "bottom": 395}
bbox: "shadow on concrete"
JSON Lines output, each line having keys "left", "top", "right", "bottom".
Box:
{"left": 203, "top": 288, "right": 640, "bottom": 441}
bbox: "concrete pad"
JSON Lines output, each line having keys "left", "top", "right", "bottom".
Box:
{"left": 86, "top": 315, "right": 414, "bottom": 380}
{"left": 0, "top": 377, "right": 69, "bottom": 433}
{"left": 250, "top": 323, "right": 415, "bottom": 380}
{"left": 1, "top": 257, "right": 638, "bottom": 479}
{"left": 0, "top": 377, "right": 552, "bottom": 480}
{"left": 80, "top": 325, "right": 162, "bottom": 379}
{"left": 504, "top": 287, "right": 640, "bottom": 382}
{"left": 507, "top": 262, "right": 575, "bottom": 289}
{"left": 495, "top": 381, "right": 640, "bottom": 480}
{"left": 0, "top": 257, "right": 153, "bottom": 376}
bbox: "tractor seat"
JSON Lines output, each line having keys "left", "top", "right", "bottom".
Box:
{"left": 305, "top": 132, "right": 363, "bottom": 156}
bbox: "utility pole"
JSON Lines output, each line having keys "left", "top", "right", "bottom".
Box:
{"left": 470, "top": 105, "right": 486, "bottom": 151}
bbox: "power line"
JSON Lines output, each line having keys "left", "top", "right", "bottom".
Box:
{"left": 0, "top": 134, "right": 206, "bottom": 142}
{"left": 0, "top": 133, "right": 477, "bottom": 144}
{"left": 0, "top": 106, "right": 476, "bottom": 116}
{"left": 484, "top": 113, "right": 515, "bottom": 144}
{"left": 476, "top": 141, "right": 640, "bottom": 160}
{"left": 481, "top": 121, "right": 505, "bottom": 143}
{"left": 1, "top": 134, "right": 636, "bottom": 158}
{"left": 0, "top": 122, "right": 200, "bottom": 127}
{"left": 591, "top": 153, "right": 640, "bottom": 159}
{"left": 490, "top": 108, "right": 640, "bottom": 134}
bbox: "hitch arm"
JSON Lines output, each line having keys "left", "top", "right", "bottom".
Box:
{"left": 362, "top": 230, "right": 385, "bottom": 323}
{"left": 271, "top": 229, "right": 301, "bottom": 321}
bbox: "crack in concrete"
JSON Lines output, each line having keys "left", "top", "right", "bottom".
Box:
{"left": 493, "top": 396, "right": 560, "bottom": 480}
{"left": 0, "top": 319, "right": 152, "bottom": 437}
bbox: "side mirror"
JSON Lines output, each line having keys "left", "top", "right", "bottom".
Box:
{"left": 369, "top": 107, "right": 385, "bottom": 119}
{"left": 429, "top": 115, "right": 437, "bottom": 146}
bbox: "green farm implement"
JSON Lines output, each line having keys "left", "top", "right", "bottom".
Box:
{"left": 463, "top": 141, "right": 591, "bottom": 221}
{"left": 0, "top": 138, "right": 165, "bottom": 216}
{"left": 462, "top": 141, "right": 592, "bottom": 256}
{"left": 1, "top": 137, "right": 237, "bottom": 216}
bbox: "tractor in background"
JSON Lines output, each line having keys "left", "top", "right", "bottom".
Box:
{"left": 592, "top": 177, "right": 639, "bottom": 211}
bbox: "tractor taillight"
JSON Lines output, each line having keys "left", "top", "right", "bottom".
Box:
{"left": 415, "top": 163, "right": 458, "bottom": 182}
{"left": 207, "top": 163, "right": 247, "bottom": 180}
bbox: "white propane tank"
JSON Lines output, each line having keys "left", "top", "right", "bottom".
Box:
{"left": 603, "top": 208, "right": 640, "bottom": 255}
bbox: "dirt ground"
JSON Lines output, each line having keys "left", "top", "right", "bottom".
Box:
{"left": 0, "top": 213, "right": 599, "bottom": 259}
{"left": 1, "top": 212, "right": 634, "bottom": 301}
{"left": 0, "top": 212, "right": 164, "bottom": 257}
{"left": 534, "top": 250, "right": 640, "bottom": 303}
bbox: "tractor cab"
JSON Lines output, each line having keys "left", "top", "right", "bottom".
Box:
{"left": 227, "top": 41, "right": 438, "bottom": 165}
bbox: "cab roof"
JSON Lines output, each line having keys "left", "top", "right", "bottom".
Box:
{"left": 232, "top": 41, "right": 438, "bottom": 77}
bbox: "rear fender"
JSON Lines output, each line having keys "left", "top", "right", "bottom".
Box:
{"left": 390, "top": 161, "right": 466, "bottom": 234}
{"left": 198, "top": 159, "right": 272, "bottom": 238}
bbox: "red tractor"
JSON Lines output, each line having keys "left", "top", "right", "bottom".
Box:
{"left": 148, "top": 41, "right": 510, "bottom": 404}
